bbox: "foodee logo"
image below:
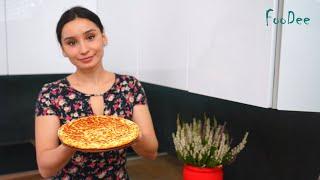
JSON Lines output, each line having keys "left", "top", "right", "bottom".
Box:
{"left": 266, "top": 8, "right": 310, "bottom": 26}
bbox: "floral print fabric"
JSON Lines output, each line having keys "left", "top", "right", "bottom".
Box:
{"left": 35, "top": 74, "right": 147, "bottom": 179}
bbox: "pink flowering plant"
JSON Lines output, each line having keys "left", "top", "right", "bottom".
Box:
{"left": 172, "top": 115, "right": 248, "bottom": 168}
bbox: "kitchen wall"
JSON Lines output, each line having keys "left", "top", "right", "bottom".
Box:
{"left": 3, "top": 0, "right": 320, "bottom": 112}
{"left": 0, "top": 74, "right": 319, "bottom": 180}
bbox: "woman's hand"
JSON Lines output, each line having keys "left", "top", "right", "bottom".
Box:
{"left": 131, "top": 105, "right": 158, "bottom": 160}
{"left": 35, "top": 115, "right": 76, "bottom": 178}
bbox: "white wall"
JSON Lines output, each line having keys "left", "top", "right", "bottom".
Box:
{"left": 97, "top": 0, "right": 139, "bottom": 77}
{"left": 6, "top": 0, "right": 96, "bottom": 75}
{"left": 188, "top": 0, "right": 278, "bottom": 108}
{"left": 0, "top": 0, "right": 7, "bottom": 75}
{"left": 98, "top": 0, "right": 188, "bottom": 90}
{"left": 277, "top": 0, "right": 320, "bottom": 112}
{"left": 3, "top": 1, "right": 320, "bottom": 112}
{"left": 137, "top": 0, "right": 188, "bottom": 90}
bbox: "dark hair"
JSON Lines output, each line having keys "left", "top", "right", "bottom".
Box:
{"left": 56, "top": 6, "right": 104, "bottom": 45}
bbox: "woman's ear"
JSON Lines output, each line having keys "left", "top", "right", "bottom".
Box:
{"left": 102, "top": 33, "right": 108, "bottom": 46}
{"left": 62, "top": 48, "right": 67, "bottom": 57}
{"left": 60, "top": 45, "right": 68, "bottom": 57}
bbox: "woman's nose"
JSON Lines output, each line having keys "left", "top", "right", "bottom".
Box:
{"left": 79, "top": 41, "right": 89, "bottom": 54}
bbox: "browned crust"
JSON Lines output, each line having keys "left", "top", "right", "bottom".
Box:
{"left": 58, "top": 115, "right": 140, "bottom": 152}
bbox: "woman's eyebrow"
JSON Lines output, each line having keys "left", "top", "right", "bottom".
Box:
{"left": 84, "top": 29, "right": 97, "bottom": 34}
{"left": 63, "top": 36, "right": 74, "bottom": 42}
{"left": 63, "top": 29, "right": 97, "bottom": 41}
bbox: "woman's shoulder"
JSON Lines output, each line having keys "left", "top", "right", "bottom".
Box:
{"left": 39, "top": 78, "right": 68, "bottom": 93}
{"left": 116, "top": 73, "right": 141, "bottom": 84}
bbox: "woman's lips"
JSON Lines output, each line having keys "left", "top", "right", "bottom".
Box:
{"left": 79, "top": 56, "right": 94, "bottom": 63}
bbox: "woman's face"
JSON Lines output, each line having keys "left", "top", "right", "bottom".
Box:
{"left": 60, "top": 18, "right": 107, "bottom": 70}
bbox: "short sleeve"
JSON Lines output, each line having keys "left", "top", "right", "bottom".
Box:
{"left": 133, "top": 77, "right": 147, "bottom": 106}
{"left": 35, "top": 84, "right": 58, "bottom": 116}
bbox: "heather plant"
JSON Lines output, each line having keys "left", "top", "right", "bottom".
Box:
{"left": 172, "top": 115, "right": 248, "bottom": 168}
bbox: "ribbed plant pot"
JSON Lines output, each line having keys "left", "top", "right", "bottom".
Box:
{"left": 183, "top": 164, "right": 223, "bottom": 180}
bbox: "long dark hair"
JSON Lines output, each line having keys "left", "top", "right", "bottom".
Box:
{"left": 56, "top": 6, "right": 104, "bottom": 45}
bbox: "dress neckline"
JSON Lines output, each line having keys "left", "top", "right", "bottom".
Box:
{"left": 63, "top": 73, "right": 118, "bottom": 97}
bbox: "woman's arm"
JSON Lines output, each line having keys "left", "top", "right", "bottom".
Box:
{"left": 131, "top": 105, "right": 158, "bottom": 160}
{"left": 35, "top": 115, "right": 76, "bottom": 178}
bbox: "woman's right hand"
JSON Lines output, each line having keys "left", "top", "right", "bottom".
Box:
{"left": 35, "top": 115, "right": 76, "bottom": 178}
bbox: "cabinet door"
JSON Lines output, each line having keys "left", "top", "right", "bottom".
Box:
{"left": 97, "top": 0, "right": 139, "bottom": 77}
{"left": 6, "top": 0, "right": 96, "bottom": 75}
{"left": 0, "top": 0, "right": 6, "bottom": 75}
{"left": 277, "top": 0, "right": 320, "bottom": 112}
{"left": 188, "top": 0, "right": 277, "bottom": 108}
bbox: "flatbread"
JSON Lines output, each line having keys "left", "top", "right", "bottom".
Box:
{"left": 58, "top": 115, "right": 140, "bottom": 152}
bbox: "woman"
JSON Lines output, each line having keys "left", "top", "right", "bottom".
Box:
{"left": 35, "top": 6, "right": 158, "bottom": 179}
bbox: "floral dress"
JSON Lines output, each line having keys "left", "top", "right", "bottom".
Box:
{"left": 35, "top": 74, "right": 147, "bottom": 179}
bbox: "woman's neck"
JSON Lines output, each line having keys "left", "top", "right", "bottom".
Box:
{"left": 68, "top": 66, "right": 115, "bottom": 95}
{"left": 66, "top": 61, "right": 116, "bottom": 95}
{"left": 73, "top": 65, "right": 108, "bottom": 85}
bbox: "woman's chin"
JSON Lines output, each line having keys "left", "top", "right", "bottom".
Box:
{"left": 77, "top": 62, "right": 102, "bottom": 71}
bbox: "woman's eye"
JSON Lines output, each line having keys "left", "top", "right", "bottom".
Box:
{"left": 67, "top": 40, "right": 76, "bottom": 46}
{"left": 87, "top": 35, "right": 95, "bottom": 40}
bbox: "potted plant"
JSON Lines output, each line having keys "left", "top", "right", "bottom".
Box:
{"left": 172, "top": 115, "right": 249, "bottom": 180}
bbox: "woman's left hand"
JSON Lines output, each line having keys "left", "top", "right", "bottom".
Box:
{"left": 131, "top": 105, "right": 158, "bottom": 160}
